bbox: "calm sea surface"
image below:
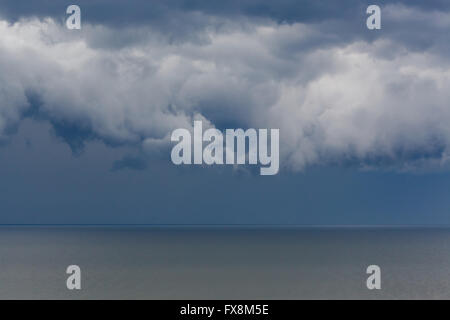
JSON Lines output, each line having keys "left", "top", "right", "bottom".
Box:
{"left": 0, "top": 226, "right": 449, "bottom": 299}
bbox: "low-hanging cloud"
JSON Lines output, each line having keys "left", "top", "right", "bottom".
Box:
{"left": 1, "top": 3, "right": 450, "bottom": 172}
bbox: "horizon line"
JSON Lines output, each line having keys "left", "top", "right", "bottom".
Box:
{"left": 1, "top": 223, "right": 450, "bottom": 227}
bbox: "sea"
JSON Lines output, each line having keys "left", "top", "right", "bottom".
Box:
{"left": 0, "top": 226, "right": 449, "bottom": 299}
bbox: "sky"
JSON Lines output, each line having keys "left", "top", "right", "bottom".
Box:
{"left": 0, "top": 0, "right": 450, "bottom": 224}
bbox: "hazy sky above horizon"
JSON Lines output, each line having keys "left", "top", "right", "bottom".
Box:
{"left": 1, "top": 0, "right": 450, "bottom": 224}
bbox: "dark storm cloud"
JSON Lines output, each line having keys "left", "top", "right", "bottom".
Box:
{"left": 1, "top": 0, "right": 449, "bottom": 23}
{"left": 1, "top": 0, "right": 450, "bottom": 172}
{"left": 1, "top": 1, "right": 448, "bottom": 55}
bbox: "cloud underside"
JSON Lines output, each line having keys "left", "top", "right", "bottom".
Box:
{"left": 1, "top": 4, "right": 450, "bottom": 172}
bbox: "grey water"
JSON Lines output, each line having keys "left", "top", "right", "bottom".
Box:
{"left": 0, "top": 226, "right": 449, "bottom": 299}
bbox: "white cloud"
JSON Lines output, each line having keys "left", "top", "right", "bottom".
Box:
{"left": 1, "top": 16, "right": 450, "bottom": 171}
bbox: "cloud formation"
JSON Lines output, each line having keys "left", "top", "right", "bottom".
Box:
{"left": 1, "top": 2, "right": 450, "bottom": 172}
